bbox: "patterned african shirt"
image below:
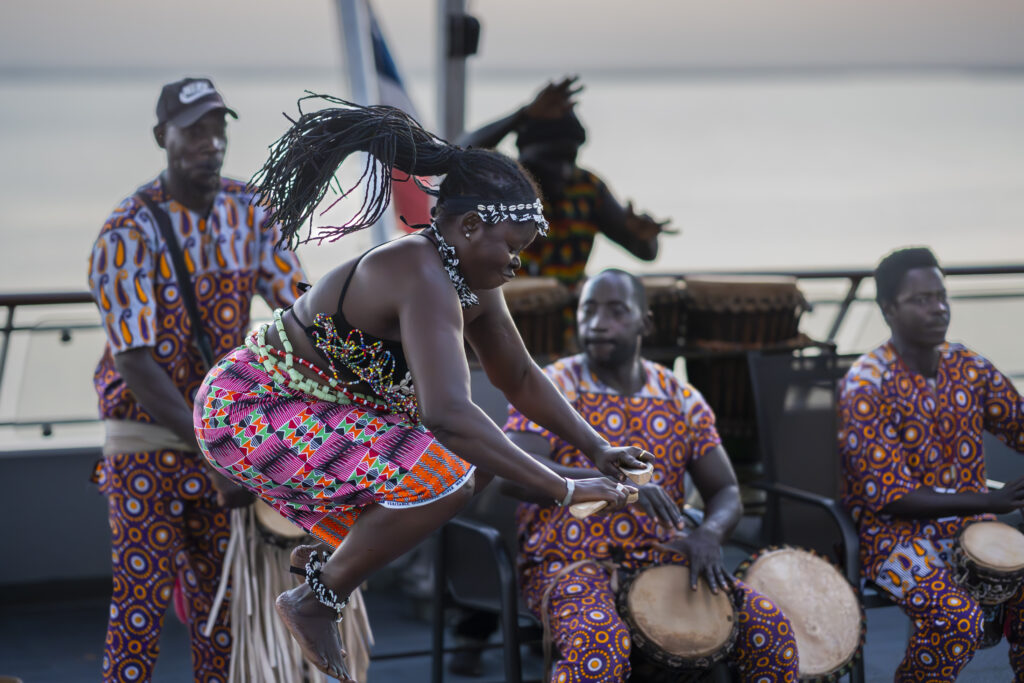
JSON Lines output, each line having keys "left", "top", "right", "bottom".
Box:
{"left": 88, "top": 176, "right": 306, "bottom": 423}
{"left": 503, "top": 354, "right": 722, "bottom": 569}
{"left": 519, "top": 168, "right": 607, "bottom": 286}
{"left": 838, "top": 341, "right": 1024, "bottom": 580}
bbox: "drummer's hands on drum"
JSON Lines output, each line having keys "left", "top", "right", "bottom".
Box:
{"left": 638, "top": 484, "right": 685, "bottom": 530}
{"left": 569, "top": 477, "right": 637, "bottom": 510}
{"left": 988, "top": 474, "right": 1024, "bottom": 514}
{"left": 590, "top": 444, "right": 652, "bottom": 482}
{"left": 657, "top": 528, "right": 734, "bottom": 595}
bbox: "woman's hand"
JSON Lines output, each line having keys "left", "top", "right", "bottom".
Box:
{"left": 589, "top": 444, "right": 651, "bottom": 481}
{"left": 656, "top": 528, "right": 734, "bottom": 595}
{"left": 569, "top": 477, "right": 636, "bottom": 510}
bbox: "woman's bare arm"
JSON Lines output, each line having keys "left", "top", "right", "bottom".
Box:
{"left": 465, "top": 289, "right": 648, "bottom": 477}
{"left": 375, "top": 245, "right": 627, "bottom": 507}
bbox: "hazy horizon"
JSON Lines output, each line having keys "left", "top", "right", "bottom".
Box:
{"left": 3, "top": 1, "right": 1024, "bottom": 75}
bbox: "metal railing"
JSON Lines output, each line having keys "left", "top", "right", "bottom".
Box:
{"left": 2, "top": 262, "right": 1023, "bottom": 435}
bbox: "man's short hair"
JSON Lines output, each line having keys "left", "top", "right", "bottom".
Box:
{"left": 874, "top": 247, "right": 942, "bottom": 306}
{"left": 587, "top": 268, "right": 648, "bottom": 311}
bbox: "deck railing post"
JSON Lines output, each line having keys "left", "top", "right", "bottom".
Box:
{"left": 0, "top": 303, "right": 16, "bottom": 393}
{"left": 825, "top": 275, "right": 864, "bottom": 345}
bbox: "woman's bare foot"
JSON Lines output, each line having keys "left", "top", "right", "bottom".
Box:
{"left": 278, "top": 545, "right": 353, "bottom": 682}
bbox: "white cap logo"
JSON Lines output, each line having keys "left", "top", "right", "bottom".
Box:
{"left": 179, "top": 80, "right": 216, "bottom": 104}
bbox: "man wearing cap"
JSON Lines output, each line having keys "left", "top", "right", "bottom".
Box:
{"left": 459, "top": 76, "right": 674, "bottom": 287}
{"left": 87, "top": 77, "right": 306, "bottom": 682}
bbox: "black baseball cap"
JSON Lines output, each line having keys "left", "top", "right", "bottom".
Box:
{"left": 156, "top": 77, "right": 238, "bottom": 128}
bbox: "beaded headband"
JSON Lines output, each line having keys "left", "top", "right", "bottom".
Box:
{"left": 474, "top": 199, "right": 549, "bottom": 236}
{"left": 435, "top": 195, "right": 549, "bottom": 237}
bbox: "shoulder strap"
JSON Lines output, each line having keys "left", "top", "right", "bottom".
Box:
{"left": 336, "top": 250, "right": 369, "bottom": 313}
{"left": 335, "top": 237, "right": 407, "bottom": 314}
{"left": 135, "top": 191, "right": 215, "bottom": 369}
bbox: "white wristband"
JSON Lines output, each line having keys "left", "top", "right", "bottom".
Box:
{"left": 557, "top": 478, "right": 575, "bottom": 507}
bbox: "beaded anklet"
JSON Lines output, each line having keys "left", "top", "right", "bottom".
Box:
{"left": 303, "top": 550, "right": 349, "bottom": 622}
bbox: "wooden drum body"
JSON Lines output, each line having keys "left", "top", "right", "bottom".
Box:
{"left": 503, "top": 277, "right": 575, "bottom": 359}
{"left": 952, "top": 521, "right": 1024, "bottom": 606}
{"left": 682, "top": 276, "right": 810, "bottom": 437}
{"left": 681, "top": 276, "right": 812, "bottom": 508}
{"left": 254, "top": 499, "right": 309, "bottom": 547}
{"left": 734, "top": 546, "right": 864, "bottom": 682}
{"left": 616, "top": 565, "right": 738, "bottom": 682}
{"left": 641, "top": 276, "right": 688, "bottom": 354}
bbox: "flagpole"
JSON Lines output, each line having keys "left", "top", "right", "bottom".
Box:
{"left": 336, "top": 0, "right": 391, "bottom": 246}
{"left": 437, "top": 0, "right": 467, "bottom": 141}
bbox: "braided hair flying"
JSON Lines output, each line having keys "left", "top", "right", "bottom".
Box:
{"left": 253, "top": 93, "right": 540, "bottom": 249}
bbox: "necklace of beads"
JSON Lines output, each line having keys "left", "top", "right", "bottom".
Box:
{"left": 307, "top": 311, "right": 420, "bottom": 419}
{"left": 245, "top": 310, "right": 390, "bottom": 411}
{"left": 428, "top": 223, "right": 478, "bottom": 308}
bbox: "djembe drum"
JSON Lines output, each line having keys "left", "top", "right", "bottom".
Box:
{"left": 682, "top": 276, "right": 812, "bottom": 510}
{"left": 734, "top": 546, "right": 865, "bottom": 682}
{"left": 616, "top": 565, "right": 739, "bottom": 682}
{"left": 641, "top": 276, "right": 688, "bottom": 360}
{"left": 503, "top": 277, "right": 575, "bottom": 359}
{"left": 207, "top": 501, "right": 374, "bottom": 683}
{"left": 951, "top": 520, "right": 1024, "bottom": 648}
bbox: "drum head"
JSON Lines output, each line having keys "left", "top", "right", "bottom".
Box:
{"left": 626, "top": 565, "right": 735, "bottom": 659}
{"left": 962, "top": 521, "right": 1024, "bottom": 572}
{"left": 254, "top": 500, "right": 307, "bottom": 541}
{"left": 739, "top": 547, "right": 862, "bottom": 679}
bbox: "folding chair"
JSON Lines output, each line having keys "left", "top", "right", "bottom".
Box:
{"left": 430, "top": 516, "right": 541, "bottom": 683}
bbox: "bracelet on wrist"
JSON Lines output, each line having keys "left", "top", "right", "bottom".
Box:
{"left": 556, "top": 478, "right": 575, "bottom": 507}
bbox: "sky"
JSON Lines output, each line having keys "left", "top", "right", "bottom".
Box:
{"left": 2, "top": 0, "right": 1024, "bottom": 75}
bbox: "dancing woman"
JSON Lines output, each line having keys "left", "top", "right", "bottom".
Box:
{"left": 193, "top": 97, "right": 646, "bottom": 681}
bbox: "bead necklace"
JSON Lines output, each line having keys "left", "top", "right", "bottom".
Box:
{"left": 428, "top": 223, "right": 478, "bottom": 308}
{"left": 307, "top": 312, "right": 419, "bottom": 418}
{"left": 245, "top": 311, "right": 390, "bottom": 411}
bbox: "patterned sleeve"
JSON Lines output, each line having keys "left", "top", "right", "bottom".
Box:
{"left": 88, "top": 215, "right": 158, "bottom": 353}
{"left": 501, "top": 360, "right": 577, "bottom": 452}
{"left": 255, "top": 205, "right": 306, "bottom": 309}
{"left": 673, "top": 381, "right": 722, "bottom": 463}
{"left": 977, "top": 355, "right": 1024, "bottom": 454}
{"left": 838, "top": 382, "right": 919, "bottom": 512}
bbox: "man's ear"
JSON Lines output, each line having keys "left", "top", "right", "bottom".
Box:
{"left": 879, "top": 301, "right": 895, "bottom": 326}
{"left": 460, "top": 211, "right": 483, "bottom": 239}
{"left": 153, "top": 124, "right": 166, "bottom": 149}
{"left": 641, "top": 309, "right": 655, "bottom": 337}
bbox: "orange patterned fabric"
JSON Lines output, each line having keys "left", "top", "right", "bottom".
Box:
{"left": 505, "top": 354, "right": 721, "bottom": 567}
{"left": 838, "top": 341, "right": 1024, "bottom": 579}
{"left": 506, "top": 355, "right": 799, "bottom": 682}
{"left": 88, "top": 176, "right": 306, "bottom": 423}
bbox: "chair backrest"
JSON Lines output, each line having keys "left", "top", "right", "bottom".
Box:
{"left": 747, "top": 350, "right": 858, "bottom": 555}
{"left": 441, "top": 517, "right": 518, "bottom": 614}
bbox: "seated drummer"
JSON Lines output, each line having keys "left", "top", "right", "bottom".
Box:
{"left": 839, "top": 247, "right": 1024, "bottom": 681}
{"left": 501, "top": 268, "right": 799, "bottom": 682}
